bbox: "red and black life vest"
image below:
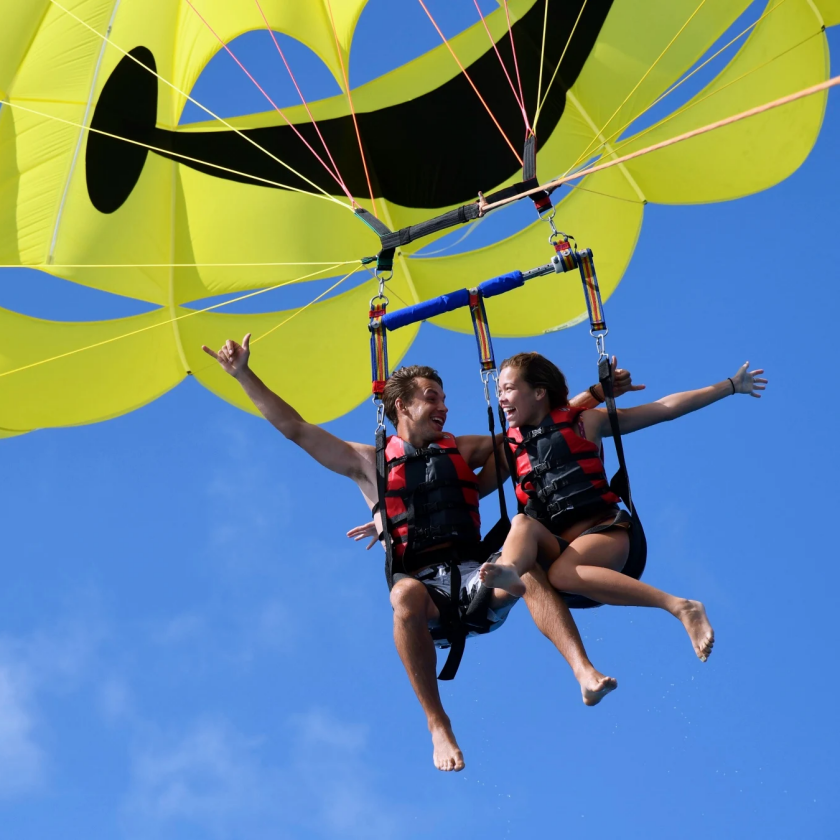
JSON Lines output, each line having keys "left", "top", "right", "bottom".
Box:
{"left": 506, "top": 405, "right": 620, "bottom": 530}
{"left": 380, "top": 433, "right": 481, "bottom": 571}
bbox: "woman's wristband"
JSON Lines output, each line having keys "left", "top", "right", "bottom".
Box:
{"left": 727, "top": 377, "right": 736, "bottom": 395}
{"left": 589, "top": 384, "right": 604, "bottom": 404}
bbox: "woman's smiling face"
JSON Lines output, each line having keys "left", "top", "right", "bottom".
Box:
{"left": 498, "top": 366, "right": 548, "bottom": 428}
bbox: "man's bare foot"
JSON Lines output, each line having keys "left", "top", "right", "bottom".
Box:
{"left": 430, "top": 724, "right": 465, "bottom": 772}
{"left": 676, "top": 599, "right": 714, "bottom": 661}
{"left": 479, "top": 562, "right": 526, "bottom": 597}
{"left": 579, "top": 669, "right": 618, "bottom": 706}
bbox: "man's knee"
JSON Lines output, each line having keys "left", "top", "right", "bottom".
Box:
{"left": 390, "top": 578, "right": 432, "bottom": 619}
{"left": 522, "top": 563, "right": 550, "bottom": 595}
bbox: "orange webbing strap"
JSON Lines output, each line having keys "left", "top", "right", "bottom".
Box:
{"left": 577, "top": 249, "right": 606, "bottom": 333}
{"left": 468, "top": 291, "right": 496, "bottom": 372}
{"left": 369, "top": 302, "right": 389, "bottom": 397}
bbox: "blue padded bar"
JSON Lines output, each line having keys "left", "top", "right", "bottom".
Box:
{"left": 476, "top": 270, "right": 524, "bottom": 299}
{"left": 380, "top": 271, "right": 524, "bottom": 331}
{"left": 381, "top": 288, "right": 470, "bottom": 331}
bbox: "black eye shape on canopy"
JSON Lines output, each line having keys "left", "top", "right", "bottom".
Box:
{"left": 85, "top": 0, "right": 613, "bottom": 214}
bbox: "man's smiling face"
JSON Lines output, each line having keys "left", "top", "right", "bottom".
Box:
{"left": 396, "top": 377, "right": 449, "bottom": 444}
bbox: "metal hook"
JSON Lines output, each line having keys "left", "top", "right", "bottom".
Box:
{"left": 373, "top": 398, "right": 386, "bottom": 431}
{"left": 593, "top": 331, "right": 609, "bottom": 360}
{"left": 481, "top": 368, "right": 499, "bottom": 405}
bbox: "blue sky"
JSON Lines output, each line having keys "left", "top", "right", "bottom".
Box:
{"left": 1, "top": 3, "right": 839, "bottom": 838}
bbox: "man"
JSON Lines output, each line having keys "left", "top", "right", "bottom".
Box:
{"left": 202, "top": 334, "right": 640, "bottom": 772}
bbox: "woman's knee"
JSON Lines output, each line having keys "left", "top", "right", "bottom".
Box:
{"left": 511, "top": 513, "right": 532, "bottom": 531}
{"left": 547, "top": 560, "right": 577, "bottom": 592}
{"left": 390, "top": 578, "right": 431, "bottom": 618}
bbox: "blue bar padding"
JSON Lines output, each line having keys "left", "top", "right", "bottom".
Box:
{"left": 476, "top": 270, "right": 524, "bottom": 299}
{"left": 381, "top": 271, "right": 524, "bottom": 331}
{"left": 381, "top": 288, "right": 470, "bottom": 331}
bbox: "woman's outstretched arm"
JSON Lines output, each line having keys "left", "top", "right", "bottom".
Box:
{"left": 583, "top": 362, "right": 767, "bottom": 442}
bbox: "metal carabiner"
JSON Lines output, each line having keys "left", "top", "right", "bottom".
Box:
{"left": 373, "top": 398, "right": 386, "bottom": 431}
{"left": 375, "top": 268, "right": 392, "bottom": 296}
{"left": 592, "top": 330, "right": 609, "bottom": 360}
{"left": 480, "top": 368, "right": 499, "bottom": 405}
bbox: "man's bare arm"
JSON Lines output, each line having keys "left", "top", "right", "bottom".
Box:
{"left": 202, "top": 334, "right": 372, "bottom": 484}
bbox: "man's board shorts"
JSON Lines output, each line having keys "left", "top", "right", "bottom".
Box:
{"left": 395, "top": 547, "right": 519, "bottom": 650}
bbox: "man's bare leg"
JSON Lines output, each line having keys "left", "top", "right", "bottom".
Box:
{"left": 520, "top": 566, "right": 617, "bottom": 706}
{"left": 390, "top": 578, "right": 465, "bottom": 771}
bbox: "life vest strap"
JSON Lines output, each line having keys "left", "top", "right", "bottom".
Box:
{"left": 385, "top": 447, "right": 458, "bottom": 468}
{"left": 384, "top": 477, "right": 479, "bottom": 498}
{"left": 388, "top": 499, "right": 480, "bottom": 527}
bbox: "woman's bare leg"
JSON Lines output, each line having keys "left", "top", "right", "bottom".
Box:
{"left": 547, "top": 531, "right": 715, "bottom": 661}
{"left": 479, "top": 514, "right": 562, "bottom": 596}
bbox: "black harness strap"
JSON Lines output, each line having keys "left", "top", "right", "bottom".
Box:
{"left": 355, "top": 135, "right": 560, "bottom": 272}
{"left": 436, "top": 558, "right": 465, "bottom": 681}
{"left": 598, "top": 357, "right": 648, "bottom": 583}
{"left": 376, "top": 427, "right": 398, "bottom": 589}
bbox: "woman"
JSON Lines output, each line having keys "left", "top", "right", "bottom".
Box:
{"left": 478, "top": 352, "right": 767, "bottom": 662}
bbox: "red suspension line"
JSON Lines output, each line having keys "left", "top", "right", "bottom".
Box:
{"left": 324, "top": 0, "right": 379, "bottom": 217}
{"left": 501, "top": 0, "right": 530, "bottom": 137}
{"left": 252, "top": 0, "right": 353, "bottom": 202}
{"left": 184, "top": 0, "right": 354, "bottom": 202}
{"left": 472, "top": 0, "right": 531, "bottom": 134}
{"left": 416, "top": 0, "right": 523, "bottom": 166}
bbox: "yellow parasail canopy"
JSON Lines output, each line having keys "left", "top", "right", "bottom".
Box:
{"left": 0, "top": 0, "right": 836, "bottom": 434}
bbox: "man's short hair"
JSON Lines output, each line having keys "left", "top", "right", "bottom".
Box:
{"left": 382, "top": 365, "right": 443, "bottom": 427}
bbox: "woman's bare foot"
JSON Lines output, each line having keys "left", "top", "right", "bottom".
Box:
{"left": 479, "top": 562, "right": 526, "bottom": 597}
{"left": 675, "top": 599, "right": 714, "bottom": 661}
{"left": 579, "top": 669, "right": 618, "bottom": 706}
{"left": 430, "top": 723, "right": 465, "bottom": 772}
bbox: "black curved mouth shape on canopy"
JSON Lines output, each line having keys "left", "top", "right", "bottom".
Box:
{"left": 86, "top": 0, "right": 612, "bottom": 214}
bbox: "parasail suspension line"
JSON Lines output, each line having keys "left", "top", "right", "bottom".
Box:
{"left": 472, "top": 0, "right": 531, "bottom": 135}
{"left": 0, "top": 262, "right": 357, "bottom": 380}
{"left": 582, "top": 25, "right": 822, "bottom": 183}
{"left": 565, "top": 0, "right": 798, "bottom": 179}
{"left": 563, "top": 0, "right": 709, "bottom": 178}
{"left": 0, "top": 100, "right": 347, "bottom": 204}
{"left": 415, "top": 0, "right": 523, "bottom": 166}
{"left": 252, "top": 0, "right": 353, "bottom": 202}
{"left": 324, "top": 0, "right": 379, "bottom": 217}
{"left": 184, "top": 0, "right": 354, "bottom": 203}
{"left": 533, "top": 0, "right": 588, "bottom": 132}
{"left": 47, "top": 0, "right": 347, "bottom": 207}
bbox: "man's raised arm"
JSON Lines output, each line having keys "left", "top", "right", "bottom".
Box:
{"left": 202, "top": 334, "right": 372, "bottom": 484}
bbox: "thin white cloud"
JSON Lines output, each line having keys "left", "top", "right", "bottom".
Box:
{"left": 0, "top": 661, "right": 43, "bottom": 797}
{"left": 0, "top": 615, "right": 101, "bottom": 799}
{"left": 123, "top": 709, "right": 405, "bottom": 840}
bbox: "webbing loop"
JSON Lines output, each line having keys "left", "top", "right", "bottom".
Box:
{"left": 468, "top": 290, "right": 496, "bottom": 373}
{"left": 576, "top": 248, "right": 608, "bottom": 357}
{"left": 369, "top": 298, "right": 389, "bottom": 402}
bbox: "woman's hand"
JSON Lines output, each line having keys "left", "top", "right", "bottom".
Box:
{"left": 731, "top": 361, "right": 767, "bottom": 398}
{"left": 612, "top": 355, "right": 646, "bottom": 398}
{"left": 347, "top": 521, "right": 379, "bottom": 550}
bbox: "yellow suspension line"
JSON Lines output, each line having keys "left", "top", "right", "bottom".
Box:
{"left": 47, "top": 0, "right": 351, "bottom": 208}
